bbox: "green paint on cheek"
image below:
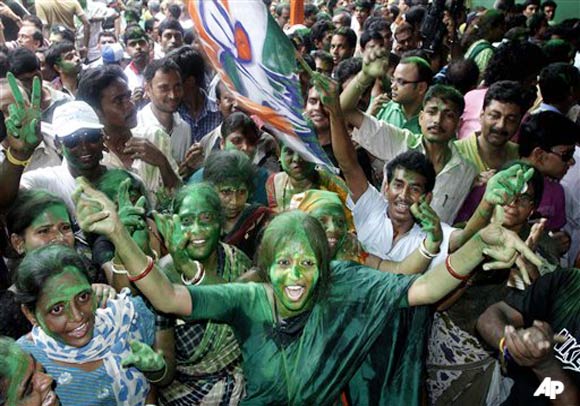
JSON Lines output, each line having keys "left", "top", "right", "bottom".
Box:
{"left": 5, "top": 349, "right": 30, "bottom": 404}
{"left": 57, "top": 60, "right": 78, "bottom": 75}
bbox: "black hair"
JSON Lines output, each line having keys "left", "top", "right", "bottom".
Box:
{"left": 203, "top": 149, "right": 257, "bottom": 194}
{"left": 364, "top": 16, "right": 390, "bottom": 33}
{"left": 333, "top": 11, "right": 352, "bottom": 28}
{"left": 527, "top": 12, "right": 547, "bottom": 36}
{"left": 310, "top": 20, "right": 335, "bottom": 44}
{"left": 305, "top": 3, "right": 318, "bottom": 18}
{"left": 541, "top": 0, "right": 557, "bottom": 9}
{"left": 388, "top": 4, "right": 400, "bottom": 19}
{"left": 275, "top": 3, "right": 290, "bottom": 16}
{"left": 45, "top": 41, "right": 75, "bottom": 70}
{"left": 333, "top": 27, "right": 357, "bottom": 49}
{"left": 355, "top": 0, "right": 373, "bottom": 10}
{"left": 400, "top": 56, "right": 434, "bottom": 85}
{"left": 158, "top": 18, "right": 184, "bottom": 37}
{"left": 542, "top": 39, "right": 574, "bottom": 64}
{"left": 14, "top": 245, "right": 90, "bottom": 311}
{"left": 50, "top": 25, "right": 75, "bottom": 43}
{"left": 23, "top": 14, "right": 43, "bottom": 31}
{"left": 483, "top": 40, "right": 546, "bottom": 86}
{"left": 183, "top": 29, "right": 195, "bottom": 45}
{"left": 312, "top": 49, "right": 333, "bottom": 65}
{"left": 483, "top": 80, "right": 527, "bottom": 111}
{"left": 0, "top": 47, "right": 8, "bottom": 79}
{"left": 386, "top": 150, "right": 436, "bottom": 193}
{"left": 77, "top": 65, "right": 128, "bottom": 112}
{"left": 220, "top": 111, "right": 259, "bottom": 141}
{"left": 143, "top": 57, "right": 181, "bottom": 82}
{"left": 144, "top": 18, "right": 156, "bottom": 33}
{"left": 539, "top": 63, "right": 580, "bottom": 106}
{"left": 423, "top": 84, "right": 465, "bottom": 116}
{"left": 8, "top": 47, "right": 40, "bottom": 76}
{"left": 6, "top": 190, "right": 68, "bottom": 237}
{"left": 167, "top": 3, "right": 182, "bottom": 19}
{"left": 405, "top": 6, "right": 427, "bottom": 31}
{"left": 360, "top": 29, "right": 384, "bottom": 49}
{"left": 518, "top": 111, "right": 579, "bottom": 157}
{"left": 445, "top": 58, "right": 480, "bottom": 95}
{"left": 165, "top": 45, "right": 206, "bottom": 87}
{"left": 333, "top": 57, "right": 362, "bottom": 90}
{"left": 98, "top": 31, "right": 117, "bottom": 42}
{"left": 122, "top": 23, "right": 148, "bottom": 45}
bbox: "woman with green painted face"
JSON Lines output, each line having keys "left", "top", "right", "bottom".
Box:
{"left": 151, "top": 182, "right": 251, "bottom": 405}
{"left": 203, "top": 150, "right": 272, "bottom": 259}
{"left": 266, "top": 143, "right": 350, "bottom": 213}
{"left": 15, "top": 245, "right": 161, "bottom": 406}
{"left": 0, "top": 336, "right": 59, "bottom": 406}
{"left": 74, "top": 177, "right": 542, "bottom": 405}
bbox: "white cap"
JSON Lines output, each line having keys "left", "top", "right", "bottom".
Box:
{"left": 52, "top": 101, "right": 104, "bottom": 138}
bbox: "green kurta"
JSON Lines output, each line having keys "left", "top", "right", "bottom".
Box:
{"left": 185, "top": 260, "right": 428, "bottom": 405}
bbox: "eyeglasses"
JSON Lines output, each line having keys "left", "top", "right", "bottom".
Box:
{"left": 391, "top": 77, "right": 423, "bottom": 86}
{"left": 548, "top": 149, "right": 575, "bottom": 163}
{"left": 59, "top": 130, "right": 102, "bottom": 149}
{"left": 511, "top": 193, "right": 534, "bottom": 208}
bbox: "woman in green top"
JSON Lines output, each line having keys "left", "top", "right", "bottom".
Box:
{"left": 73, "top": 177, "right": 542, "bottom": 405}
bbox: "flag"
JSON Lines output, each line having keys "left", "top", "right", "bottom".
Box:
{"left": 189, "top": 0, "right": 334, "bottom": 168}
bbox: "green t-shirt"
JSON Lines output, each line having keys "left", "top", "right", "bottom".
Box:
{"left": 375, "top": 100, "right": 422, "bottom": 135}
{"left": 185, "top": 261, "right": 424, "bottom": 405}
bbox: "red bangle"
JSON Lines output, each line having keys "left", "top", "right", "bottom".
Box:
{"left": 445, "top": 256, "right": 470, "bottom": 281}
{"left": 128, "top": 256, "right": 155, "bottom": 282}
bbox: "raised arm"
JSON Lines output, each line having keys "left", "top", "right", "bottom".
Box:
{"left": 340, "top": 49, "right": 389, "bottom": 128}
{"left": 73, "top": 178, "right": 192, "bottom": 317}
{"left": 408, "top": 207, "right": 543, "bottom": 306}
{"left": 0, "top": 74, "right": 42, "bottom": 208}
{"left": 314, "top": 74, "right": 369, "bottom": 202}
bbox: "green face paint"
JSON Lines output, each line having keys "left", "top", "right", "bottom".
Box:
{"left": 280, "top": 145, "right": 316, "bottom": 181}
{"left": 178, "top": 193, "right": 222, "bottom": 261}
{"left": 34, "top": 266, "right": 96, "bottom": 347}
{"left": 23, "top": 204, "right": 75, "bottom": 252}
{"left": 309, "top": 204, "right": 347, "bottom": 257}
{"left": 269, "top": 236, "right": 320, "bottom": 319}
{"left": 57, "top": 58, "right": 81, "bottom": 75}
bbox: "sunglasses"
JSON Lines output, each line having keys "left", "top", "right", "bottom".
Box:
{"left": 59, "top": 130, "right": 103, "bottom": 149}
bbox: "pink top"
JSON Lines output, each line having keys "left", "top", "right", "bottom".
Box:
{"left": 458, "top": 87, "right": 488, "bottom": 140}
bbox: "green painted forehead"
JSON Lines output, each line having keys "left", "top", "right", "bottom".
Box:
{"left": 178, "top": 193, "right": 220, "bottom": 217}
{"left": 30, "top": 204, "right": 69, "bottom": 227}
{"left": 309, "top": 203, "right": 346, "bottom": 221}
{"left": 41, "top": 266, "right": 91, "bottom": 306}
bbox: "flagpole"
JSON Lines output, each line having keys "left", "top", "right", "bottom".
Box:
{"left": 290, "top": 0, "right": 304, "bottom": 25}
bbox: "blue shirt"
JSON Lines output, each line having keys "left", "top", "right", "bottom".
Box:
{"left": 178, "top": 94, "right": 223, "bottom": 143}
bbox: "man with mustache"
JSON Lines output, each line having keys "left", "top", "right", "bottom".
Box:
{"left": 45, "top": 41, "right": 82, "bottom": 97}
{"left": 455, "top": 81, "right": 526, "bottom": 176}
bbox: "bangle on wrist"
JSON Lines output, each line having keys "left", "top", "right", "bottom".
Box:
{"left": 180, "top": 260, "right": 205, "bottom": 286}
{"left": 419, "top": 239, "right": 440, "bottom": 259}
{"left": 110, "top": 261, "right": 128, "bottom": 275}
{"left": 128, "top": 256, "right": 155, "bottom": 282}
{"left": 5, "top": 148, "right": 31, "bottom": 167}
{"left": 146, "top": 363, "right": 167, "bottom": 383}
{"left": 445, "top": 255, "right": 471, "bottom": 281}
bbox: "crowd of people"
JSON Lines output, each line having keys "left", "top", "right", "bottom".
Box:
{"left": 0, "top": 0, "right": 579, "bottom": 404}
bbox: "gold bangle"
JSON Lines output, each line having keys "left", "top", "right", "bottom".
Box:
{"left": 5, "top": 148, "right": 31, "bottom": 167}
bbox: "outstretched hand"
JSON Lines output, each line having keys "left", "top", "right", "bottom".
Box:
{"left": 72, "top": 177, "right": 122, "bottom": 237}
{"left": 484, "top": 164, "right": 534, "bottom": 206}
{"left": 121, "top": 340, "right": 165, "bottom": 373}
{"left": 479, "top": 206, "right": 543, "bottom": 275}
{"left": 117, "top": 179, "right": 150, "bottom": 253}
{"left": 4, "top": 72, "right": 42, "bottom": 154}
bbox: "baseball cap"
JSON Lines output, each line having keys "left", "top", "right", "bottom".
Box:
{"left": 102, "top": 43, "right": 124, "bottom": 64}
{"left": 52, "top": 101, "right": 104, "bottom": 139}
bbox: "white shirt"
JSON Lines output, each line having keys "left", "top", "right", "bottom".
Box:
{"left": 137, "top": 103, "right": 192, "bottom": 162}
{"left": 353, "top": 113, "right": 477, "bottom": 224}
{"left": 123, "top": 63, "right": 145, "bottom": 92}
{"left": 561, "top": 146, "right": 580, "bottom": 266}
{"left": 347, "top": 184, "right": 456, "bottom": 270}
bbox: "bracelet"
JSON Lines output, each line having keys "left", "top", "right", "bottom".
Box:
{"left": 180, "top": 261, "right": 205, "bottom": 285}
{"left": 110, "top": 261, "right": 128, "bottom": 275}
{"left": 499, "top": 336, "right": 506, "bottom": 352}
{"left": 445, "top": 255, "right": 471, "bottom": 281}
{"left": 5, "top": 148, "right": 31, "bottom": 167}
{"left": 419, "top": 239, "right": 440, "bottom": 259}
{"left": 146, "top": 363, "right": 168, "bottom": 384}
{"left": 128, "top": 256, "right": 154, "bottom": 282}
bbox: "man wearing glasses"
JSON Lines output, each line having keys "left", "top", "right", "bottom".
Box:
{"left": 373, "top": 57, "right": 432, "bottom": 135}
